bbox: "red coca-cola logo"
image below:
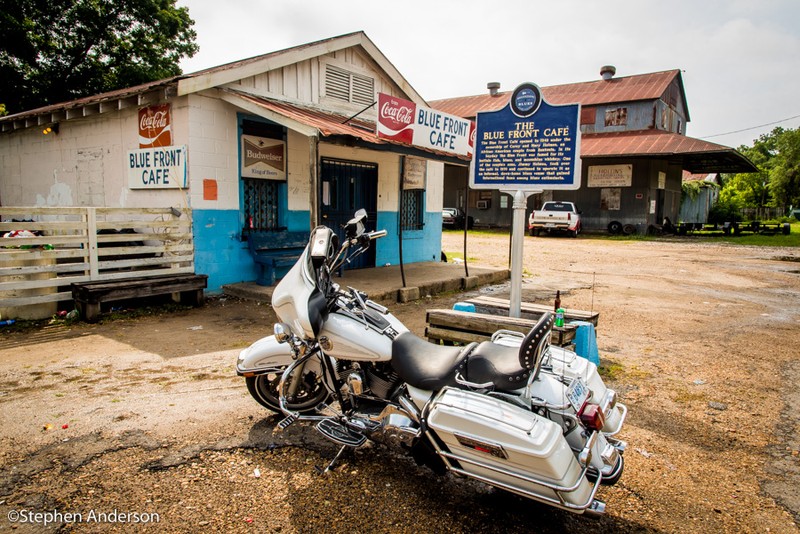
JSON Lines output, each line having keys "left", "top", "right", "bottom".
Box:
{"left": 380, "top": 100, "right": 414, "bottom": 126}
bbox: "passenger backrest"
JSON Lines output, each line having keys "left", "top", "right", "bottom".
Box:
{"left": 518, "top": 312, "right": 554, "bottom": 377}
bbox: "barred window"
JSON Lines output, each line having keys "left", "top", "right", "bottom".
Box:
{"left": 243, "top": 178, "right": 280, "bottom": 231}
{"left": 401, "top": 189, "right": 424, "bottom": 231}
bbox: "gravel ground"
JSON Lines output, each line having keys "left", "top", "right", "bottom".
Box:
{"left": 1, "top": 232, "right": 799, "bottom": 533}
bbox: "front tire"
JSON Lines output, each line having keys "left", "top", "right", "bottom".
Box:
{"left": 245, "top": 369, "right": 330, "bottom": 414}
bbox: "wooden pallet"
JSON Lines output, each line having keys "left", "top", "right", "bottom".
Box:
{"left": 464, "top": 295, "right": 599, "bottom": 327}
{"left": 425, "top": 308, "right": 576, "bottom": 347}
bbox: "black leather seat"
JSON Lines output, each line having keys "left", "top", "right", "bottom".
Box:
{"left": 465, "top": 312, "right": 554, "bottom": 391}
{"left": 464, "top": 342, "right": 532, "bottom": 389}
{"left": 391, "top": 332, "right": 475, "bottom": 390}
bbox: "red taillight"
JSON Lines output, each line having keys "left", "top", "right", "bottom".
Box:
{"left": 578, "top": 403, "right": 605, "bottom": 431}
{"left": 567, "top": 213, "right": 571, "bottom": 221}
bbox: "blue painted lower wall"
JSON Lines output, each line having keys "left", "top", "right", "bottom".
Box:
{"left": 375, "top": 211, "right": 443, "bottom": 266}
{"left": 193, "top": 209, "right": 443, "bottom": 292}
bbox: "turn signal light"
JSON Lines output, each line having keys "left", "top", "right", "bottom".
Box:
{"left": 579, "top": 403, "right": 606, "bottom": 431}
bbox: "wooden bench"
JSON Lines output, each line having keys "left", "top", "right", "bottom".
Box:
{"left": 465, "top": 295, "right": 599, "bottom": 327}
{"left": 425, "top": 308, "right": 577, "bottom": 348}
{"left": 71, "top": 274, "right": 208, "bottom": 322}
{"left": 247, "top": 231, "right": 309, "bottom": 286}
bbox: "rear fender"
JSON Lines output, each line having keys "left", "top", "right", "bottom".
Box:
{"left": 236, "top": 335, "right": 295, "bottom": 376}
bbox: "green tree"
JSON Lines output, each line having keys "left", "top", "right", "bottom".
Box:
{"left": 0, "top": 0, "right": 198, "bottom": 114}
{"left": 719, "top": 127, "right": 800, "bottom": 215}
{"left": 769, "top": 128, "right": 800, "bottom": 211}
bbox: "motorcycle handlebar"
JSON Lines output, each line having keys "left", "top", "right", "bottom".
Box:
{"left": 366, "top": 229, "right": 387, "bottom": 240}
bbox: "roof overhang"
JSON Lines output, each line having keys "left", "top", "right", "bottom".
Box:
{"left": 218, "top": 89, "right": 469, "bottom": 164}
{"left": 581, "top": 130, "right": 757, "bottom": 173}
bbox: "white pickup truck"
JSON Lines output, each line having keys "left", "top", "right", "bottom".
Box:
{"left": 528, "top": 201, "right": 581, "bottom": 237}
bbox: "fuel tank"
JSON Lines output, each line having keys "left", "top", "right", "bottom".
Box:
{"left": 318, "top": 309, "right": 408, "bottom": 361}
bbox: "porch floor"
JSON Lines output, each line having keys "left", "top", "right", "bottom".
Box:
{"left": 221, "top": 261, "right": 509, "bottom": 304}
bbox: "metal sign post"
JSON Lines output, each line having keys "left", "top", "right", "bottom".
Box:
{"left": 505, "top": 189, "right": 538, "bottom": 317}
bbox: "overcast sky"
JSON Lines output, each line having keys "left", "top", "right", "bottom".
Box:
{"left": 177, "top": 0, "right": 799, "bottom": 149}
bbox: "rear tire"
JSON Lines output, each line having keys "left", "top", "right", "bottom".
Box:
{"left": 245, "top": 369, "right": 330, "bottom": 414}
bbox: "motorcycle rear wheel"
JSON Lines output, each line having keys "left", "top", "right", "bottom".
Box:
{"left": 245, "top": 370, "right": 331, "bottom": 414}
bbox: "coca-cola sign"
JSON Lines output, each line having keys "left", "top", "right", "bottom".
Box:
{"left": 138, "top": 104, "right": 172, "bottom": 148}
{"left": 376, "top": 93, "right": 474, "bottom": 157}
{"left": 377, "top": 94, "right": 415, "bottom": 145}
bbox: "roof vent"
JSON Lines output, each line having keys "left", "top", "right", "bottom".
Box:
{"left": 487, "top": 82, "right": 501, "bottom": 96}
{"left": 600, "top": 65, "right": 616, "bottom": 81}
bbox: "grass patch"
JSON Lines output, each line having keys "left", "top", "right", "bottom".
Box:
{"left": 597, "top": 360, "right": 624, "bottom": 381}
{"left": 672, "top": 387, "right": 708, "bottom": 405}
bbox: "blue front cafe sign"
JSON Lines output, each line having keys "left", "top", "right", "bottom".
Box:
{"left": 470, "top": 82, "right": 581, "bottom": 191}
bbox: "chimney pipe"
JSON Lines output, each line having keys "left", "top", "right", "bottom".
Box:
{"left": 487, "top": 82, "right": 501, "bottom": 96}
{"left": 600, "top": 65, "right": 616, "bottom": 81}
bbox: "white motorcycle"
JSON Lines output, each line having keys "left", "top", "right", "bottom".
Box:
{"left": 236, "top": 209, "right": 626, "bottom": 516}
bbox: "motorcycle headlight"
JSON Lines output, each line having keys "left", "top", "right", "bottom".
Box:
{"left": 274, "top": 322, "right": 293, "bottom": 343}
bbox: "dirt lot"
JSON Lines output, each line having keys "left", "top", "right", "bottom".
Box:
{"left": 1, "top": 233, "right": 799, "bottom": 533}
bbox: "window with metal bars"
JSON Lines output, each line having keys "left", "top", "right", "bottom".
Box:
{"left": 401, "top": 189, "right": 424, "bottom": 231}
{"left": 242, "top": 178, "right": 280, "bottom": 232}
{"left": 325, "top": 63, "right": 375, "bottom": 107}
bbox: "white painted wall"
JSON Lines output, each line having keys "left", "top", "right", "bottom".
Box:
{"left": 0, "top": 98, "right": 194, "bottom": 210}
{"left": 286, "top": 130, "right": 313, "bottom": 212}
{"left": 185, "top": 93, "right": 239, "bottom": 211}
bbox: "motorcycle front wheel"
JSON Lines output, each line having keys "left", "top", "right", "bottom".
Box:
{"left": 245, "top": 369, "right": 331, "bottom": 414}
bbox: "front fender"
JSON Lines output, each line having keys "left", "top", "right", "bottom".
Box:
{"left": 236, "top": 335, "right": 295, "bottom": 376}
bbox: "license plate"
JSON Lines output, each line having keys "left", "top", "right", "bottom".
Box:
{"left": 545, "top": 223, "right": 556, "bottom": 228}
{"left": 566, "top": 377, "right": 589, "bottom": 411}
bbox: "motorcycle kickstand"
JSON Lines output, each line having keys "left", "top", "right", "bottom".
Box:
{"left": 315, "top": 445, "right": 349, "bottom": 475}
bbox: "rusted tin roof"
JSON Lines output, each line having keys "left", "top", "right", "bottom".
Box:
{"left": 229, "top": 90, "right": 469, "bottom": 162}
{"left": 430, "top": 70, "right": 683, "bottom": 119}
{"left": 582, "top": 131, "right": 756, "bottom": 173}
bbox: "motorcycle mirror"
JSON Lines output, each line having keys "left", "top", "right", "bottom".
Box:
{"left": 345, "top": 209, "right": 367, "bottom": 239}
{"left": 310, "top": 226, "right": 336, "bottom": 268}
{"left": 274, "top": 322, "right": 293, "bottom": 343}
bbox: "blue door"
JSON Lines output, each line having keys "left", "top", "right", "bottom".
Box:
{"left": 320, "top": 158, "right": 378, "bottom": 270}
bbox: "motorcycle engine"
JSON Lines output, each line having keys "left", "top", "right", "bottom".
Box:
{"left": 364, "top": 362, "right": 400, "bottom": 399}
{"left": 336, "top": 361, "right": 399, "bottom": 399}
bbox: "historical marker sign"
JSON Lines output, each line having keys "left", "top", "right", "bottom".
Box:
{"left": 470, "top": 82, "right": 581, "bottom": 191}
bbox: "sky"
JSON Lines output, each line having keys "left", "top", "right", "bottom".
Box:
{"left": 176, "top": 0, "right": 800, "bottom": 149}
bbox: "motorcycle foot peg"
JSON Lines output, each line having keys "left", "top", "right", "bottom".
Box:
{"left": 277, "top": 414, "right": 299, "bottom": 430}
{"left": 315, "top": 418, "right": 367, "bottom": 447}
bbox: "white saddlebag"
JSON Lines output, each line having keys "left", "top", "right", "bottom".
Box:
{"left": 427, "top": 388, "right": 597, "bottom": 512}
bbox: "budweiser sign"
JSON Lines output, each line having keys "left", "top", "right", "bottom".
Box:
{"left": 376, "top": 93, "right": 474, "bottom": 157}
{"left": 138, "top": 104, "right": 172, "bottom": 148}
{"left": 240, "top": 135, "right": 286, "bottom": 181}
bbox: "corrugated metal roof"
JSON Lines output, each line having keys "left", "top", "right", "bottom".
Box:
{"left": 229, "top": 91, "right": 470, "bottom": 162}
{"left": 430, "top": 70, "right": 682, "bottom": 119}
{"left": 582, "top": 130, "right": 722, "bottom": 157}
{"left": 581, "top": 130, "right": 756, "bottom": 173}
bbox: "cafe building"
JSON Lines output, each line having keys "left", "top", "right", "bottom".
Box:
{"left": 0, "top": 32, "right": 466, "bottom": 291}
